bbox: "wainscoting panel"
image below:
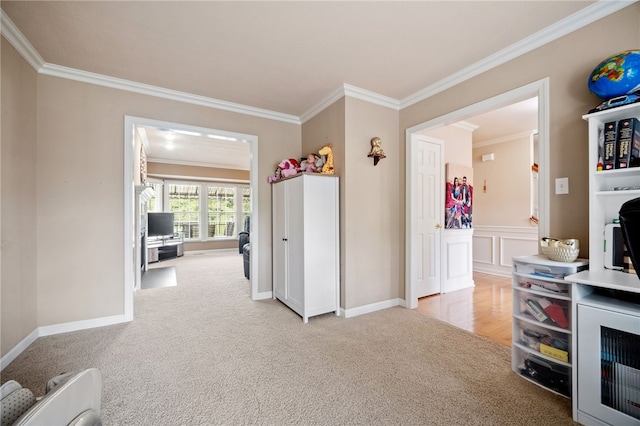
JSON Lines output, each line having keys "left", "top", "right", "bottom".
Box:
{"left": 442, "top": 229, "right": 474, "bottom": 293}
{"left": 472, "top": 226, "right": 538, "bottom": 276}
{"left": 473, "top": 235, "right": 495, "bottom": 265}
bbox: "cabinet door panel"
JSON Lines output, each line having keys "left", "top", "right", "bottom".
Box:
{"left": 286, "top": 177, "right": 305, "bottom": 309}
{"left": 272, "top": 181, "right": 288, "bottom": 299}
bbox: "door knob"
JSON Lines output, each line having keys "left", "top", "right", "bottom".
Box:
{"left": 435, "top": 223, "right": 442, "bottom": 229}
{"left": 283, "top": 238, "right": 288, "bottom": 241}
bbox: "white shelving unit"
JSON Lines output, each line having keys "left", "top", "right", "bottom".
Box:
{"left": 566, "top": 103, "right": 640, "bottom": 425}
{"left": 572, "top": 103, "right": 640, "bottom": 285}
{"left": 511, "top": 255, "right": 588, "bottom": 398}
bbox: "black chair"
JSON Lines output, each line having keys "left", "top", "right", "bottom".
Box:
{"left": 238, "top": 216, "right": 250, "bottom": 254}
{"left": 243, "top": 243, "right": 250, "bottom": 279}
{"left": 619, "top": 197, "right": 640, "bottom": 279}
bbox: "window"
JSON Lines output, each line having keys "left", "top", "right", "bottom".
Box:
{"left": 207, "top": 186, "right": 235, "bottom": 237}
{"left": 168, "top": 184, "right": 200, "bottom": 238}
{"left": 159, "top": 180, "right": 249, "bottom": 241}
{"left": 241, "top": 187, "right": 251, "bottom": 231}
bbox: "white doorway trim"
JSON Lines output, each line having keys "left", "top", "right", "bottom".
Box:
{"left": 123, "top": 116, "right": 259, "bottom": 321}
{"left": 405, "top": 78, "right": 550, "bottom": 309}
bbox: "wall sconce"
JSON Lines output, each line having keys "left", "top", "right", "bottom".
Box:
{"left": 368, "top": 137, "right": 386, "bottom": 166}
{"left": 482, "top": 153, "right": 495, "bottom": 162}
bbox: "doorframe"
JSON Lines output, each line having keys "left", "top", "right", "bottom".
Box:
{"left": 405, "top": 78, "right": 550, "bottom": 309}
{"left": 123, "top": 116, "right": 260, "bottom": 321}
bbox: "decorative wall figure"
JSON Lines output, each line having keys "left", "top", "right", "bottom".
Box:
{"left": 445, "top": 163, "right": 473, "bottom": 229}
{"left": 367, "top": 137, "right": 386, "bottom": 166}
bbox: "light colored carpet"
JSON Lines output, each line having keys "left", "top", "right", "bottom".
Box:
{"left": 1, "top": 249, "right": 576, "bottom": 425}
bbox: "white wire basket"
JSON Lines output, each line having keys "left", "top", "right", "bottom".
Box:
{"left": 541, "top": 245, "right": 580, "bottom": 263}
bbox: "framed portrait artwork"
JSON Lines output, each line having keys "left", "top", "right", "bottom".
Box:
{"left": 445, "top": 163, "right": 473, "bottom": 229}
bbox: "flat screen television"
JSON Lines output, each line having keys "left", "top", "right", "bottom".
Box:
{"left": 147, "top": 212, "right": 175, "bottom": 237}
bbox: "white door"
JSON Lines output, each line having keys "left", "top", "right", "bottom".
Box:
{"left": 285, "top": 177, "right": 305, "bottom": 309}
{"left": 411, "top": 136, "right": 443, "bottom": 299}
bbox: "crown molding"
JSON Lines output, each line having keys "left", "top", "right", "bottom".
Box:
{"left": 399, "top": 0, "right": 637, "bottom": 109}
{"left": 343, "top": 83, "right": 400, "bottom": 111}
{"left": 3, "top": 1, "right": 635, "bottom": 125}
{"left": 299, "top": 85, "right": 346, "bottom": 124}
{"left": 301, "top": 83, "right": 400, "bottom": 124}
{"left": 452, "top": 121, "right": 479, "bottom": 132}
{"left": 0, "top": 10, "right": 45, "bottom": 70}
{"left": 39, "top": 63, "right": 301, "bottom": 125}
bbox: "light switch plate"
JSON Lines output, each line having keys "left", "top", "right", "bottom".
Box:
{"left": 555, "top": 177, "right": 569, "bottom": 194}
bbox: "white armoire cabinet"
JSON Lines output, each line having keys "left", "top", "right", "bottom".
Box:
{"left": 272, "top": 173, "right": 340, "bottom": 323}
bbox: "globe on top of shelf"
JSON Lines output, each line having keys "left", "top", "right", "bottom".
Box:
{"left": 588, "top": 50, "right": 640, "bottom": 99}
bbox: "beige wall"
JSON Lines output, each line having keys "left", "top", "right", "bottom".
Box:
{"left": 400, "top": 3, "right": 640, "bottom": 261}
{"left": 302, "top": 97, "right": 400, "bottom": 310}
{"left": 1, "top": 38, "right": 38, "bottom": 356}
{"left": 3, "top": 3, "right": 639, "bottom": 357}
{"left": 343, "top": 97, "right": 400, "bottom": 309}
{"left": 33, "top": 74, "right": 299, "bottom": 327}
{"left": 147, "top": 162, "right": 250, "bottom": 182}
{"left": 473, "top": 136, "right": 533, "bottom": 227}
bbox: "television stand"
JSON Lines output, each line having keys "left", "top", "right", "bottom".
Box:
{"left": 147, "top": 237, "right": 184, "bottom": 263}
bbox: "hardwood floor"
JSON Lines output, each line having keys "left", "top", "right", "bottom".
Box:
{"left": 414, "top": 272, "right": 513, "bottom": 347}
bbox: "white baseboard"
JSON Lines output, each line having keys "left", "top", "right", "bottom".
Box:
{"left": 343, "top": 298, "right": 405, "bottom": 319}
{"left": 1, "top": 328, "right": 39, "bottom": 371}
{"left": 38, "top": 314, "right": 129, "bottom": 337}
{"left": 473, "top": 263, "right": 512, "bottom": 278}
{"left": 1, "top": 314, "right": 129, "bottom": 372}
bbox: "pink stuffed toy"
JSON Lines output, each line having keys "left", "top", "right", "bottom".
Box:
{"left": 267, "top": 167, "right": 282, "bottom": 183}
{"left": 279, "top": 158, "right": 299, "bottom": 178}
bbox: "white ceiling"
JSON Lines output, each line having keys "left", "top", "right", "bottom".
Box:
{"left": 2, "top": 1, "right": 620, "bottom": 169}
{"left": 138, "top": 125, "right": 252, "bottom": 171}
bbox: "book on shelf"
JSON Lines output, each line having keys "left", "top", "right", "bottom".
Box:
{"left": 616, "top": 117, "right": 640, "bottom": 169}
{"left": 539, "top": 343, "right": 569, "bottom": 362}
{"left": 525, "top": 298, "right": 549, "bottom": 322}
{"left": 537, "top": 297, "right": 569, "bottom": 328}
{"left": 603, "top": 121, "right": 618, "bottom": 170}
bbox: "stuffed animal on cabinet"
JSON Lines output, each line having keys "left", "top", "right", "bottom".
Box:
{"left": 279, "top": 158, "right": 299, "bottom": 178}
{"left": 318, "top": 144, "right": 335, "bottom": 175}
{"left": 299, "top": 153, "right": 322, "bottom": 173}
{"left": 267, "top": 167, "right": 282, "bottom": 183}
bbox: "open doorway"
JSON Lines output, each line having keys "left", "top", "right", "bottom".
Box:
{"left": 123, "top": 116, "right": 259, "bottom": 321}
{"left": 405, "top": 78, "right": 550, "bottom": 310}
